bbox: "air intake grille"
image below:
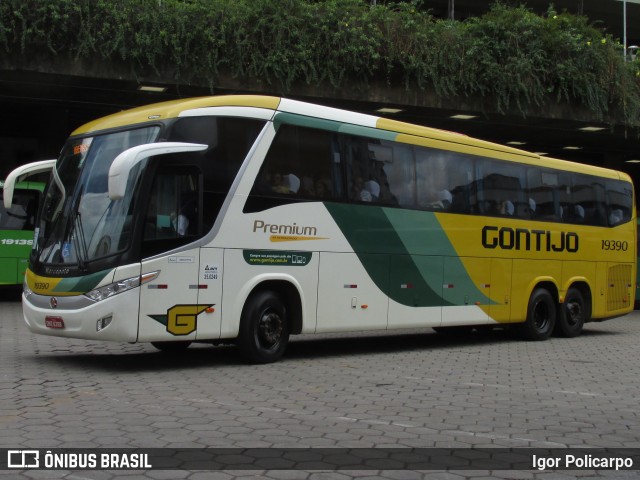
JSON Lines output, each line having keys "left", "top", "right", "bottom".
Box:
{"left": 607, "top": 264, "right": 632, "bottom": 311}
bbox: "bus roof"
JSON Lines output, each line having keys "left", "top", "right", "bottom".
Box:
{"left": 72, "top": 95, "right": 281, "bottom": 135}
{"left": 71, "top": 95, "right": 629, "bottom": 182}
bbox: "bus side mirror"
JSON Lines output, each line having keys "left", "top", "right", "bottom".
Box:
{"left": 108, "top": 142, "right": 207, "bottom": 200}
{"left": 3, "top": 159, "right": 56, "bottom": 209}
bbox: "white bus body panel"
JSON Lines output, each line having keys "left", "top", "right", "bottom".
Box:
{"left": 138, "top": 247, "right": 202, "bottom": 342}
{"left": 23, "top": 288, "right": 140, "bottom": 342}
{"left": 220, "top": 249, "right": 319, "bottom": 338}
{"left": 196, "top": 247, "right": 224, "bottom": 340}
{"left": 213, "top": 197, "right": 359, "bottom": 338}
{"left": 278, "top": 99, "right": 379, "bottom": 128}
{"left": 316, "top": 252, "right": 388, "bottom": 332}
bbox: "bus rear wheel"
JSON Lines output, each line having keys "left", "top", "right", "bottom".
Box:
{"left": 556, "top": 288, "right": 586, "bottom": 338}
{"left": 238, "top": 290, "right": 290, "bottom": 364}
{"left": 518, "top": 288, "right": 556, "bottom": 341}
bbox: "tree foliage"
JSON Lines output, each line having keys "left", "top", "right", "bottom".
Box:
{"left": 1, "top": 0, "right": 639, "bottom": 124}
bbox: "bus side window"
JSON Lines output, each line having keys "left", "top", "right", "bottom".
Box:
{"left": 447, "top": 153, "right": 475, "bottom": 214}
{"left": 607, "top": 179, "right": 633, "bottom": 226}
{"left": 479, "top": 159, "right": 524, "bottom": 218}
{"left": 557, "top": 173, "right": 573, "bottom": 222}
{"left": 572, "top": 175, "right": 606, "bottom": 227}
{"left": 343, "top": 136, "right": 380, "bottom": 204}
{"left": 416, "top": 147, "right": 448, "bottom": 211}
{"left": 168, "top": 116, "right": 266, "bottom": 228}
{"left": 245, "top": 124, "right": 337, "bottom": 213}
{"left": 143, "top": 167, "right": 201, "bottom": 250}
{"left": 527, "top": 168, "right": 562, "bottom": 221}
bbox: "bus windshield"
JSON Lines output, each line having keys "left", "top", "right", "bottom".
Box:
{"left": 36, "top": 126, "right": 160, "bottom": 269}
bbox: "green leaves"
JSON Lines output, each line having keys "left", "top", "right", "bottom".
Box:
{"left": 1, "top": 0, "right": 638, "bottom": 125}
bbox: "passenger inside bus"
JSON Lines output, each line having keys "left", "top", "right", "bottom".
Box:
{"left": 271, "top": 173, "right": 290, "bottom": 194}
{"left": 172, "top": 193, "right": 197, "bottom": 236}
{"left": 499, "top": 200, "right": 515, "bottom": 216}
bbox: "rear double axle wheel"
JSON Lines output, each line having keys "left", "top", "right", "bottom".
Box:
{"left": 518, "top": 288, "right": 556, "bottom": 341}
{"left": 556, "top": 287, "right": 586, "bottom": 338}
{"left": 518, "top": 286, "right": 586, "bottom": 340}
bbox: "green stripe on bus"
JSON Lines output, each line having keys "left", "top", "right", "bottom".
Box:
{"left": 324, "top": 203, "right": 493, "bottom": 307}
{"left": 52, "top": 269, "right": 112, "bottom": 294}
{"left": 384, "top": 208, "right": 493, "bottom": 306}
{"left": 273, "top": 113, "right": 397, "bottom": 142}
{"left": 324, "top": 203, "right": 449, "bottom": 307}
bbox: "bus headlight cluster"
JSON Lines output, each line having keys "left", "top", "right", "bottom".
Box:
{"left": 23, "top": 277, "right": 33, "bottom": 298}
{"left": 84, "top": 271, "right": 159, "bottom": 303}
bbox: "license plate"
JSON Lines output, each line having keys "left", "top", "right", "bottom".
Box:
{"left": 45, "top": 316, "right": 65, "bottom": 329}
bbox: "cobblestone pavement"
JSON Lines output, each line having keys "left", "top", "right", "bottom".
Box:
{"left": 1, "top": 291, "right": 639, "bottom": 479}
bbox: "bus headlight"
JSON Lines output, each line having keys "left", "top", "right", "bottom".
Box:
{"left": 85, "top": 271, "right": 159, "bottom": 303}
{"left": 23, "top": 277, "right": 33, "bottom": 298}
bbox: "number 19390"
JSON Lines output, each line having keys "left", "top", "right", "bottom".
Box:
{"left": 601, "top": 240, "right": 628, "bottom": 251}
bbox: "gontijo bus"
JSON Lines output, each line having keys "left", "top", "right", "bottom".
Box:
{"left": 3, "top": 95, "right": 635, "bottom": 362}
{"left": 0, "top": 178, "right": 44, "bottom": 286}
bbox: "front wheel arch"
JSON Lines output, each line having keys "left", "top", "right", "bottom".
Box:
{"left": 234, "top": 278, "right": 303, "bottom": 336}
{"left": 237, "top": 289, "right": 292, "bottom": 363}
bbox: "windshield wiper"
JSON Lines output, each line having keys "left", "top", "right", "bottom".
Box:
{"left": 72, "top": 212, "right": 89, "bottom": 272}
{"left": 49, "top": 165, "right": 66, "bottom": 222}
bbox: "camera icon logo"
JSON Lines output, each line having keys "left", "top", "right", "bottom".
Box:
{"left": 7, "top": 450, "right": 39, "bottom": 468}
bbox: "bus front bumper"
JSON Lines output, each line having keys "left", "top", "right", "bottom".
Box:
{"left": 22, "top": 289, "right": 140, "bottom": 342}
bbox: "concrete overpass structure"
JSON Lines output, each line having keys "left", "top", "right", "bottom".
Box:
{"left": 1, "top": 0, "right": 640, "bottom": 192}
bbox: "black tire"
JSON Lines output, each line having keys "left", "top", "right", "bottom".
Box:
{"left": 237, "top": 290, "right": 290, "bottom": 364}
{"left": 556, "top": 287, "right": 586, "bottom": 338}
{"left": 517, "top": 288, "right": 556, "bottom": 341}
{"left": 151, "top": 341, "right": 192, "bottom": 352}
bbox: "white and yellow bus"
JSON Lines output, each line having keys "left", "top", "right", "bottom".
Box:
{"left": 4, "top": 96, "right": 635, "bottom": 362}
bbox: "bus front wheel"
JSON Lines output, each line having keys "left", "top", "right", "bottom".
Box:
{"left": 518, "top": 288, "right": 556, "bottom": 341}
{"left": 238, "top": 290, "right": 290, "bottom": 364}
{"left": 556, "top": 288, "right": 586, "bottom": 338}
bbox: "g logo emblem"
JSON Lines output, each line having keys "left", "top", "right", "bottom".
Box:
{"left": 149, "top": 304, "right": 213, "bottom": 336}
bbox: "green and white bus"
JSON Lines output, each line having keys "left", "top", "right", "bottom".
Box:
{"left": 4, "top": 96, "right": 635, "bottom": 362}
{"left": 0, "top": 178, "right": 44, "bottom": 287}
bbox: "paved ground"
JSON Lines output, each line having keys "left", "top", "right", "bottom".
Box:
{"left": 1, "top": 290, "right": 639, "bottom": 479}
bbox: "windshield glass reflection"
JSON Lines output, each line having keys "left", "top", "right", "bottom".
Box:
{"left": 36, "top": 127, "right": 160, "bottom": 268}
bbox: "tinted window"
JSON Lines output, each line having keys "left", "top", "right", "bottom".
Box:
{"left": 168, "top": 116, "right": 265, "bottom": 230}
{"left": 477, "top": 159, "right": 526, "bottom": 218}
{"left": 0, "top": 189, "right": 39, "bottom": 231}
{"left": 527, "top": 169, "right": 560, "bottom": 221}
{"left": 245, "top": 125, "right": 339, "bottom": 213}
{"left": 572, "top": 174, "right": 606, "bottom": 226}
{"left": 607, "top": 179, "right": 633, "bottom": 226}
{"left": 245, "top": 122, "right": 633, "bottom": 228}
